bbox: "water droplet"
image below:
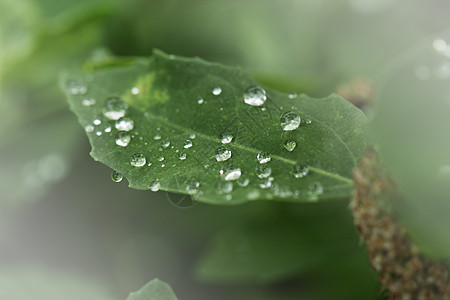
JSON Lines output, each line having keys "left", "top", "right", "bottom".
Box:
{"left": 243, "top": 86, "right": 266, "bottom": 106}
{"left": 67, "top": 78, "right": 87, "bottom": 95}
{"left": 154, "top": 133, "right": 162, "bottom": 140}
{"left": 280, "top": 111, "right": 301, "bottom": 131}
{"left": 259, "top": 177, "right": 273, "bottom": 189}
{"left": 197, "top": 98, "right": 204, "bottom": 104}
{"left": 82, "top": 98, "right": 96, "bottom": 107}
{"left": 288, "top": 92, "right": 298, "bottom": 99}
{"left": 217, "top": 181, "right": 233, "bottom": 194}
{"left": 147, "top": 162, "right": 152, "bottom": 167}
{"left": 96, "top": 131, "right": 102, "bottom": 136}
{"left": 186, "top": 178, "right": 201, "bottom": 195}
{"left": 184, "top": 140, "right": 193, "bottom": 149}
{"left": 131, "top": 87, "right": 140, "bottom": 95}
{"left": 104, "top": 126, "right": 112, "bottom": 133}
{"left": 85, "top": 124, "right": 94, "bottom": 132}
{"left": 158, "top": 156, "right": 165, "bottom": 162}
{"left": 257, "top": 152, "right": 271, "bottom": 164}
{"left": 115, "top": 117, "right": 134, "bottom": 131}
{"left": 92, "top": 119, "right": 101, "bottom": 126}
{"left": 220, "top": 132, "right": 233, "bottom": 144}
{"left": 111, "top": 171, "right": 123, "bottom": 183}
{"left": 215, "top": 147, "right": 232, "bottom": 162}
{"left": 433, "top": 39, "right": 447, "bottom": 52}
{"left": 149, "top": 180, "right": 161, "bottom": 192}
{"left": 189, "top": 134, "right": 196, "bottom": 139}
{"left": 255, "top": 165, "right": 272, "bottom": 178}
{"left": 237, "top": 175, "right": 250, "bottom": 187}
{"left": 212, "top": 87, "right": 222, "bottom": 95}
{"left": 103, "top": 97, "right": 128, "bottom": 120}
{"left": 203, "top": 164, "right": 210, "bottom": 169}
{"left": 305, "top": 118, "right": 312, "bottom": 124}
{"left": 130, "top": 153, "right": 146, "bottom": 167}
{"left": 284, "top": 140, "right": 297, "bottom": 152}
{"left": 307, "top": 181, "right": 323, "bottom": 199}
{"left": 162, "top": 139, "right": 170, "bottom": 148}
{"left": 219, "top": 164, "right": 241, "bottom": 181}
{"left": 179, "top": 153, "right": 187, "bottom": 160}
{"left": 115, "top": 132, "right": 131, "bottom": 147}
{"left": 292, "top": 164, "right": 309, "bottom": 178}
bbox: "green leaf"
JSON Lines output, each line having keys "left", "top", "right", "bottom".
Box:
{"left": 371, "top": 31, "right": 450, "bottom": 258}
{"left": 62, "top": 50, "right": 367, "bottom": 204}
{"left": 127, "top": 279, "right": 179, "bottom": 300}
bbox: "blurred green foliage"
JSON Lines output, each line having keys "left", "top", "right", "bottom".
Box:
{"left": 1, "top": 0, "right": 449, "bottom": 299}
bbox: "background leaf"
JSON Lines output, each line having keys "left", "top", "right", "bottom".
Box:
{"left": 62, "top": 50, "right": 367, "bottom": 204}
{"left": 127, "top": 278, "right": 179, "bottom": 300}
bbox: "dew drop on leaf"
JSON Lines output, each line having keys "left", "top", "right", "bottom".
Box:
{"left": 104, "top": 126, "right": 112, "bottom": 133}
{"left": 111, "top": 171, "right": 123, "bottom": 183}
{"left": 115, "top": 117, "right": 134, "bottom": 131}
{"left": 292, "top": 164, "right": 309, "bottom": 178}
{"left": 67, "top": 78, "right": 87, "bottom": 95}
{"left": 259, "top": 177, "right": 273, "bottom": 189}
{"left": 284, "top": 140, "right": 297, "bottom": 152}
{"left": 237, "top": 175, "right": 250, "bottom": 187}
{"left": 307, "top": 181, "right": 323, "bottom": 199}
{"left": 257, "top": 152, "right": 271, "bottom": 164}
{"left": 103, "top": 97, "right": 128, "bottom": 120}
{"left": 82, "top": 98, "right": 96, "bottom": 107}
{"left": 131, "top": 87, "right": 140, "bottom": 95}
{"left": 93, "top": 119, "right": 101, "bottom": 125}
{"left": 217, "top": 181, "right": 233, "bottom": 194}
{"left": 220, "top": 132, "right": 233, "bottom": 144}
{"left": 184, "top": 140, "right": 193, "bottom": 149}
{"left": 154, "top": 133, "right": 162, "bottom": 140}
{"left": 288, "top": 92, "right": 298, "bottom": 99}
{"left": 186, "top": 178, "right": 201, "bottom": 195}
{"left": 85, "top": 124, "right": 94, "bottom": 133}
{"left": 219, "top": 164, "right": 241, "bottom": 181}
{"left": 179, "top": 153, "right": 187, "bottom": 160}
{"left": 280, "top": 112, "right": 301, "bottom": 131}
{"left": 130, "top": 153, "right": 146, "bottom": 167}
{"left": 255, "top": 165, "right": 272, "bottom": 178}
{"left": 158, "top": 156, "right": 164, "bottom": 162}
{"left": 149, "top": 180, "right": 161, "bottom": 192}
{"left": 96, "top": 131, "right": 102, "bottom": 136}
{"left": 243, "top": 86, "right": 266, "bottom": 106}
{"left": 162, "top": 138, "right": 170, "bottom": 148}
{"left": 115, "top": 132, "right": 131, "bottom": 147}
{"left": 215, "top": 147, "right": 232, "bottom": 162}
{"left": 212, "top": 87, "right": 222, "bottom": 95}
{"left": 189, "top": 133, "right": 196, "bottom": 139}
{"left": 197, "top": 98, "right": 204, "bottom": 104}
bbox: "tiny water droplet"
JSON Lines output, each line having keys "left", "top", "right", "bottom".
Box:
{"left": 131, "top": 87, "right": 140, "bottom": 95}
{"left": 111, "top": 171, "right": 123, "bottom": 182}
{"left": 237, "top": 175, "right": 250, "bottom": 187}
{"left": 130, "top": 153, "right": 146, "bottom": 167}
{"left": 103, "top": 97, "right": 127, "bottom": 120}
{"left": 82, "top": 98, "right": 96, "bottom": 107}
{"left": 292, "top": 164, "right": 309, "bottom": 178}
{"left": 93, "top": 119, "right": 101, "bottom": 125}
{"left": 212, "top": 87, "right": 222, "bottom": 95}
{"left": 104, "top": 126, "right": 112, "bottom": 133}
{"left": 158, "top": 156, "right": 165, "bottom": 162}
{"left": 255, "top": 165, "right": 272, "bottom": 178}
{"left": 154, "top": 133, "right": 162, "bottom": 140}
{"left": 219, "top": 164, "right": 241, "bottom": 181}
{"left": 149, "top": 180, "right": 161, "bottom": 192}
{"left": 288, "top": 92, "right": 298, "bottom": 99}
{"left": 215, "top": 147, "right": 232, "bottom": 162}
{"left": 179, "top": 153, "right": 187, "bottom": 160}
{"left": 257, "top": 152, "right": 271, "bottom": 164}
{"left": 197, "top": 98, "right": 204, "bottom": 104}
{"left": 115, "top": 117, "right": 134, "bottom": 131}
{"left": 259, "top": 177, "right": 273, "bottom": 189}
{"left": 184, "top": 140, "right": 193, "bottom": 149}
{"left": 280, "top": 111, "right": 301, "bottom": 131}
{"left": 217, "top": 181, "right": 233, "bottom": 194}
{"left": 186, "top": 178, "right": 201, "bottom": 195}
{"left": 189, "top": 134, "right": 196, "bottom": 139}
{"left": 203, "top": 164, "right": 210, "bottom": 169}
{"left": 96, "top": 131, "right": 102, "bottom": 136}
{"left": 85, "top": 124, "right": 94, "bottom": 133}
{"left": 284, "top": 140, "right": 297, "bottom": 152}
{"left": 307, "top": 181, "right": 323, "bottom": 199}
{"left": 68, "top": 78, "right": 87, "bottom": 95}
{"left": 243, "top": 86, "right": 266, "bottom": 106}
{"left": 162, "top": 139, "right": 170, "bottom": 148}
{"left": 115, "top": 132, "right": 131, "bottom": 147}
{"left": 147, "top": 162, "right": 152, "bottom": 167}
{"left": 305, "top": 118, "right": 312, "bottom": 124}
{"left": 220, "top": 132, "right": 233, "bottom": 144}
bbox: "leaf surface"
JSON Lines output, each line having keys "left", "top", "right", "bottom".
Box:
{"left": 63, "top": 50, "right": 367, "bottom": 204}
{"left": 127, "top": 279, "right": 179, "bottom": 300}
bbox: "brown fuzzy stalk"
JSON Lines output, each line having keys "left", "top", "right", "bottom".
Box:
{"left": 351, "top": 149, "right": 450, "bottom": 300}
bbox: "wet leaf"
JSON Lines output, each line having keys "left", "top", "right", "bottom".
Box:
{"left": 62, "top": 50, "right": 367, "bottom": 204}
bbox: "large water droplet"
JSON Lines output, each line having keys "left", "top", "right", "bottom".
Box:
{"left": 82, "top": 98, "right": 96, "bottom": 107}
{"left": 67, "top": 78, "right": 87, "bottom": 95}
{"left": 103, "top": 97, "right": 128, "bottom": 120}
{"left": 111, "top": 171, "right": 123, "bottom": 182}
{"left": 215, "top": 147, "right": 232, "bottom": 162}
{"left": 220, "top": 132, "right": 233, "bottom": 144}
{"left": 212, "top": 87, "right": 222, "bottom": 95}
{"left": 255, "top": 165, "right": 272, "bottom": 178}
{"left": 307, "top": 181, "right": 323, "bottom": 199}
{"left": 237, "top": 175, "right": 250, "bottom": 187}
{"left": 115, "top": 132, "right": 131, "bottom": 147}
{"left": 115, "top": 117, "right": 134, "bottom": 131}
{"left": 162, "top": 139, "right": 171, "bottom": 148}
{"left": 257, "top": 152, "right": 271, "bottom": 164}
{"left": 149, "top": 180, "right": 161, "bottom": 192}
{"left": 292, "top": 164, "right": 309, "bottom": 178}
{"left": 220, "top": 164, "right": 241, "bottom": 181}
{"left": 280, "top": 112, "right": 301, "bottom": 131}
{"left": 186, "top": 178, "right": 201, "bottom": 195}
{"left": 184, "top": 140, "right": 193, "bottom": 149}
{"left": 284, "top": 140, "right": 297, "bottom": 152}
{"left": 243, "top": 86, "right": 266, "bottom": 106}
{"left": 217, "top": 181, "right": 233, "bottom": 194}
{"left": 130, "top": 153, "right": 146, "bottom": 167}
